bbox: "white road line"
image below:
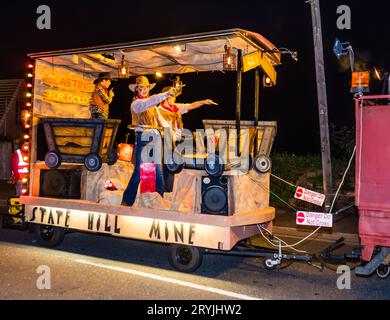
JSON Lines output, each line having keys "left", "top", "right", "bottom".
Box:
{"left": 74, "top": 258, "right": 262, "bottom": 300}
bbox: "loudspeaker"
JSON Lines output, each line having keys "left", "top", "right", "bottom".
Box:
{"left": 201, "top": 175, "right": 229, "bottom": 216}
{"left": 39, "top": 169, "right": 81, "bottom": 199}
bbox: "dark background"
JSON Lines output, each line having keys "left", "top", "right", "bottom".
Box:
{"left": 1, "top": 0, "right": 389, "bottom": 153}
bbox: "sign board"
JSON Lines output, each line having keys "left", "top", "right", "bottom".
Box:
{"left": 294, "top": 187, "right": 325, "bottom": 206}
{"left": 24, "top": 205, "right": 229, "bottom": 249}
{"left": 296, "top": 211, "right": 333, "bottom": 228}
{"left": 241, "top": 51, "right": 277, "bottom": 85}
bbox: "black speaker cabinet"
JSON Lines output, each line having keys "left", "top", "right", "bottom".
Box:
{"left": 201, "top": 175, "right": 229, "bottom": 216}
{"left": 39, "top": 169, "right": 81, "bottom": 199}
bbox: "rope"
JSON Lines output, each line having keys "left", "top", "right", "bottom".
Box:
{"left": 329, "top": 145, "right": 356, "bottom": 215}
{"left": 249, "top": 175, "right": 298, "bottom": 212}
{"left": 270, "top": 173, "right": 297, "bottom": 188}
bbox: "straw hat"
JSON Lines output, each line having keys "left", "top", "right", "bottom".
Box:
{"left": 129, "top": 76, "right": 156, "bottom": 92}
{"left": 161, "top": 86, "right": 181, "bottom": 97}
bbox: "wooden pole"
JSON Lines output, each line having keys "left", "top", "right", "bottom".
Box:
{"left": 309, "top": 0, "right": 333, "bottom": 207}
{"left": 236, "top": 49, "right": 242, "bottom": 157}
{"left": 254, "top": 68, "right": 260, "bottom": 156}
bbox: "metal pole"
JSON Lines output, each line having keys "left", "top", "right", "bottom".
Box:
{"left": 254, "top": 68, "right": 260, "bottom": 156}
{"left": 236, "top": 49, "right": 242, "bottom": 157}
{"left": 309, "top": 0, "right": 333, "bottom": 207}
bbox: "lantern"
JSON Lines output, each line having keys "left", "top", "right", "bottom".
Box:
{"left": 351, "top": 71, "right": 370, "bottom": 93}
{"left": 117, "top": 55, "right": 130, "bottom": 78}
{"left": 173, "top": 76, "right": 183, "bottom": 95}
{"left": 223, "top": 45, "right": 237, "bottom": 71}
{"left": 117, "top": 143, "right": 134, "bottom": 162}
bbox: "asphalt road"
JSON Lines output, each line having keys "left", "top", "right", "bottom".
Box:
{"left": 0, "top": 225, "right": 388, "bottom": 300}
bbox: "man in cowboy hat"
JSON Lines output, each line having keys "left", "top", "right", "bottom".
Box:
{"left": 90, "top": 72, "right": 114, "bottom": 119}
{"left": 122, "top": 76, "right": 179, "bottom": 206}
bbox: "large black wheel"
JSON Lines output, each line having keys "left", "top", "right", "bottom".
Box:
{"left": 84, "top": 153, "right": 102, "bottom": 172}
{"left": 254, "top": 154, "right": 272, "bottom": 174}
{"left": 107, "top": 149, "right": 118, "bottom": 166}
{"left": 205, "top": 154, "right": 224, "bottom": 177}
{"left": 376, "top": 264, "right": 390, "bottom": 279}
{"left": 33, "top": 224, "right": 65, "bottom": 248}
{"left": 168, "top": 244, "right": 203, "bottom": 273}
{"left": 45, "top": 151, "right": 62, "bottom": 169}
{"left": 166, "top": 152, "right": 184, "bottom": 174}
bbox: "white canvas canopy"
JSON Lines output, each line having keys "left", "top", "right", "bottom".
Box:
{"left": 28, "top": 28, "right": 281, "bottom": 76}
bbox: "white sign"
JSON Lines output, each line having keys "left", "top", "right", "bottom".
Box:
{"left": 294, "top": 187, "right": 326, "bottom": 206}
{"left": 296, "top": 211, "right": 333, "bottom": 228}
{"left": 24, "top": 205, "right": 229, "bottom": 250}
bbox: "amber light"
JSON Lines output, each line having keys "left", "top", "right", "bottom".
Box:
{"left": 223, "top": 46, "right": 237, "bottom": 71}
{"left": 117, "top": 143, "right": 134, "bottom": 162}
{"left": 27, "top": 73, "right": 33, "bottom": 78}
{"left": 28, "top": 63, "right": 34, "bottom": 68}
{"left": 24, "top": 134, "right": 29, "bottom": 139}
{"left": 22, "top": 178, "right": 28, "bottom": 183}
{"left": 26, "top": 102, "right": 32, "bottom": 107}
{"left": 351, "top": 71, "right": 370, "bottom": 93}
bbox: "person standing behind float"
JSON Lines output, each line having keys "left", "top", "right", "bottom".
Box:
{"left": 121, "top": 76, "right": 179, "bottom": 206}
{"left": 157, "top": 86, "right": 217, "bottom": 142}
{"left": 157, "top": 86, "right": 217, "bottom": 192}
{"left": 90, "top": 72, "right": 114, "bottom": 119}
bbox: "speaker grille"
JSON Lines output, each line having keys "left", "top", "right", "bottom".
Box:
{"left": 201, "top": 176, "right": 229, "bottom": 215}
{"left": 39, "top": 169, "right": 81, "bottom": 199}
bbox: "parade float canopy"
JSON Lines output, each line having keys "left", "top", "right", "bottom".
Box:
{"left": 28, "top": 28, "right": 281, "bottom": 78}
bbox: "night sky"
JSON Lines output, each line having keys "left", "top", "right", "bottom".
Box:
{"left": 1, "top": 0, "right": 389, "bottom": 153}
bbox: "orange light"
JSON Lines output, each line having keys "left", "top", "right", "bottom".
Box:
{"left": 351, "top": 71, "right": 370, "bottom": 93}
{"left": 117, "top": 143, "right": 134, "bottom": 162}
{"left": 27, "top": 73, "right": 33, "bottom": 78}
{"left": 24, "top": 134, "right": 29, "bottom": 139}
{"left": 26, "top": 112, "right": 31, "bottom": 118}
{"left": 26, "top": 92, "right": 32, "bottom": 98}
{"left": 155, "top": 72, "right": 163, "bottom": 78}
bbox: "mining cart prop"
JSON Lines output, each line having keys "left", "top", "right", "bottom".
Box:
{"left": 354, "top": 95, "right": 390, "bottom": 279}
{"left": 41, "top": 118, "right": 121, "bottom": 172}
{"left": 17, "top": 29, "right": 375, "bottom": 275}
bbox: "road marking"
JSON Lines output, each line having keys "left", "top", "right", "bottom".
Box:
{"left": 75, "top": 258, "right": 262, "bottom": 300}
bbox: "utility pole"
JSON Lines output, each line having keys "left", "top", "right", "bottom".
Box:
{"left": 308, "top": 0, "right": 333, "bottom": 208}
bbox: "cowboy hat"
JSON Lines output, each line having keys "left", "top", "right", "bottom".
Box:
{"left": 161, "top": 86, "right": 181, "bottom": 97}
{"left": 129, "top": 76, "right": 156, "bottom": 92}
{"left": 93, "top": 72, "right": 112, "bottom": 84}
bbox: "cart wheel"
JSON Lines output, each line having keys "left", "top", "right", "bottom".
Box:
{"left": 376, "top": 264, "right": 390, "bottom": 279}
{"left": 107, "top": 149, "right": 118, "bottom": 166}
{"left": 166, "top": 152, "right": 184, "bottom": 174}
{"left": 205, "top": 154, "right": 224, "bottom": 177}
{"left": 254, "top": 154, "right": 272, "bottom": 174}
{"left": 168, "top": 244, "right": 203, "bottom": 272}
{"left": 44, "top": 151, "right": 62, "bottom": 169}
{"left": 33, "top": 224, "right": 65, "bottom": 248}
{"left": 263, "top": 258, "right": 279, "bottom": 271}
{"left": 84, "top": 153, "right": 102, "bottom": 172}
